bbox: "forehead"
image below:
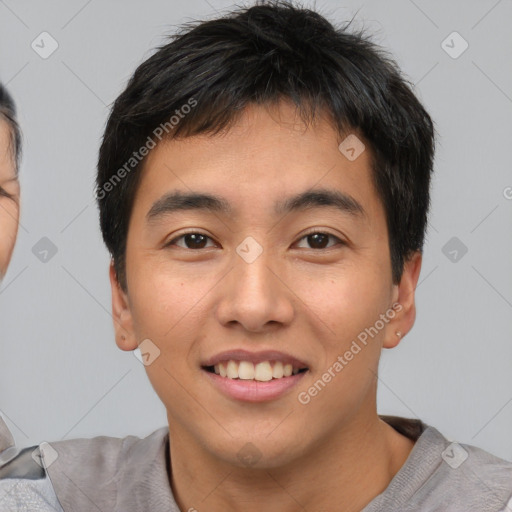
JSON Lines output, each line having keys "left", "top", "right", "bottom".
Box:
{"left": 134, "top": 101, "right": 384, "bottom": 225}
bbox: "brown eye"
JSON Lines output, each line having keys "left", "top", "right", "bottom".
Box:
{"left": 167, "top": 232, "right": 215, "bottom": 249}
{"left": 296, "top": 232, "right": 343, "bottom": 250}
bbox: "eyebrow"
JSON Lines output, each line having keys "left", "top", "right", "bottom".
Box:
{"left": 146, "top": 188, "right": 366, "bottom": 222}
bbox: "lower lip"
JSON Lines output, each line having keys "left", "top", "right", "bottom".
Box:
{"left": 202, "top": 369, "right": 308, "bottom": 402}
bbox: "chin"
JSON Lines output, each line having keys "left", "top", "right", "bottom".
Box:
{"left": 205, "top": 428, "right": 308, "bottom": 470}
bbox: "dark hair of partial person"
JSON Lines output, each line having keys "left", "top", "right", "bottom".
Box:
{"left": 0, "top": 82, "right": 21, "bottom": 199}
{"left": 96, "top": 0, "right": 435, "bottom": 291}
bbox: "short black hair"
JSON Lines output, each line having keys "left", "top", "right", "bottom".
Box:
{"left": 0, "top": 82, "right": 21, "bottom": 199}
{"left": 97, "top": 0, "right": 435, "bottom": 290}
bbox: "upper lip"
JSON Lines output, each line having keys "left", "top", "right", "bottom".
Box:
{"left": 202, "top": 349, "right": 309, "bottom": 369}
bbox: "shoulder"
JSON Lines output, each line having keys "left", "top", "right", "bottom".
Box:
{"left": 407, "top": 424, "right": 512, "bottom": 511}
{"left": 369, "top": 418, "right": 512, "bottom": 512}
{"left": 46, "top": 425, "right": 169, "bottom": 476}
{"left": 0, "top": 421, "right": 64, "bottom": 511}
{"left": 434, "top": 436, "right": 512, "bottom": 510}
{"left": 1, "top": 415, "right": 169, "bottom": 511}
{"left": 45, "top": 426, "right": 169, "bottom": 510}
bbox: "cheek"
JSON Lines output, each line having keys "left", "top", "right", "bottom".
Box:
{"left": 297, "top": 264, "right": 389, "bottom": 340}
{"left": 128, "top": 260, "right": 216, "bottom": 342}
{"left": 0, "top": 200, "right": 19, "bottom": 276}
{"left": 294, "top": 272, "right": 386, "bottom": 417}
{"left": 127, "top": 268, "right": 205, "bottom": 402}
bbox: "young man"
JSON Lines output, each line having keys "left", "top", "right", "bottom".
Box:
{"left": 1, "top": 2, "right": 511, "bottom": 511}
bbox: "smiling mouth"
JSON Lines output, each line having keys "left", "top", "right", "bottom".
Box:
{"left": 202, "top": 360, "right": 309, "bottom": 382}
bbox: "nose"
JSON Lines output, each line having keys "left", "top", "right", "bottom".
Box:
{"left": 215, "top": 247, "right": 294, "bottom": 333}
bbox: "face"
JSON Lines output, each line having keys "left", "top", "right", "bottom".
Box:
{"left": 111, "top": 100, "right": 421, "bottom": 468}
{"left": 0, "top": 120, "right": 20, "bottom": 280}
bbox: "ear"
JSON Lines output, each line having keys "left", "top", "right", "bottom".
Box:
{"left": 109, "top": 261, "right": 138, "bottom": 351}
{"left": 383, "top": 251, "right": 423, "bottom": 349}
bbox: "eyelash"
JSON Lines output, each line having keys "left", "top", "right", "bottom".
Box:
{"left": 165, "top": 229, "right": 345, "bottom": 250}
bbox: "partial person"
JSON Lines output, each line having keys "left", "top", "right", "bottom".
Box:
{"left": 0, "top": 84, "right": 20, "bottom": 280}
{"left": 0, "top": 83, "right": 64, "bottom": 511}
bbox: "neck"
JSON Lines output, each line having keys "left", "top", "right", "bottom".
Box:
{"left": 167, "top": 412, "right": 415, "bottom": 512}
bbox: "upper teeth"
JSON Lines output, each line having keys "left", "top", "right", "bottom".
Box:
{"left": 213, "top": 360, "right": 303, "bottom": 381}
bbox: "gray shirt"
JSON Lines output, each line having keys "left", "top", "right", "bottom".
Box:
{"left": 1, "top": 415, "right": 511, "bottom": 511}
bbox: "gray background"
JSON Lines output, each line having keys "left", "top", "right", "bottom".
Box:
{"left": 0, "top": 0, "right": 511, "bottom": 459}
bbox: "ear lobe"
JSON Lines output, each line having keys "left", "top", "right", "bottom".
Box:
{"left": 109, "top": 262, "right": 138, "bottom": 351}
{"left": 383, "top": 251, "right": 423, "bottom": 349}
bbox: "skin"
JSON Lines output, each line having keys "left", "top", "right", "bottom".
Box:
{"left": 111, "top": 100, "right": 422, "bottom": 512}
{"left": 0, "top": 120, "right": 20, "bottom": 280}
